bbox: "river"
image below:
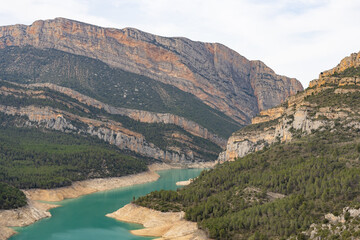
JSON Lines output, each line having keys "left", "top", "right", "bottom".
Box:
{"left": 10, "top": 168, "right": 203, "bottom": 240}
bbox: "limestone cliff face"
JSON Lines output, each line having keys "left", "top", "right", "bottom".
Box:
{"left": 218, "top": 104, "right": 325, "bottom": 161}
{"left": 0, "top": 104, "right": 200, "bottom": 163}
{"left": 309, "top": 76, "right": 360, "bottom": 88}
{"left": 321, "top": 51, "right": 360, "bottom": 77}
{"left": 0, "top": 18, "right": 303, "bottom": 124}
{"left": 219, "top": 55, "right": 360, "bottom": 161}
{"left": 26, "top": 82, "right": 226, "bottom": 147}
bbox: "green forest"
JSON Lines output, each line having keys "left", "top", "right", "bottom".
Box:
{"left": 135, "top": 128, "right": 360, "bottom": 239}
{"left": 0, "top": 124, "right": 147, "bottom": 190}
{"left": 0, "top": 182, "right": 27, "bottom": 209}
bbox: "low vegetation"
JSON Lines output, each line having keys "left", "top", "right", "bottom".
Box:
{"left": 332, "top": 66, "right": 360, "bottom": 77}
{"left": 304, "top": 86, "right": 360, "bottom": 110}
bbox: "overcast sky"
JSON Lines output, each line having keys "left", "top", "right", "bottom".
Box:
{"left": 0, "top": 0, "right": 359, "bottom": 88}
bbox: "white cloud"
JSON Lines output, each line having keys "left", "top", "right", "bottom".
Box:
{"left": 0, "top": 0, "right": 359, "bottom": 87}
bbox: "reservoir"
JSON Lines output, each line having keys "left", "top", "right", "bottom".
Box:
{"left": 10, "top": 168, "right": 203, "bottom": 240}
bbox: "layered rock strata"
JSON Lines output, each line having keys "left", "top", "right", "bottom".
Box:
{"left": 0, "top": 104, "right": 200, "bottom": 163}
{"left": 219, "top": 55, "right": 360, "bottom": 161}
{"left": 320, "top": 51, "right": 360, "bottom": 77}
{"left": 0, "top": 18, "right": 303, "bottom": 123}
{"left": 25, "top": 82, "right": 226, "bottom": 147}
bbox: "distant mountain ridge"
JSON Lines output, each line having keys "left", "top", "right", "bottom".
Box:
{"left": 0, "top": 17, "right": 303, "bottom": 124}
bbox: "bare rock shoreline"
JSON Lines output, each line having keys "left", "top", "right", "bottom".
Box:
{"left": 106, "top": 203, "right": 209, "bottom": 240}
{"left": 0, "top": 162, "right": 215, "bottom": 240}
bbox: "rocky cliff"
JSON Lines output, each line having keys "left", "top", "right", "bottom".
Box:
{"left": 219, "top": 53, "right": 360, "bottom": 161}
{"left": 24, "top": 82, "right": 226, "bottom": 147}
{"left": 0, "top": 18, "right": 303, "bottom": 124}
{"left": 0, "top": 104, "right": 196, "bottom": 163}
{"left": 320, "top": 51, "right": 360, "bottom": 77}
{"left": 0, "top": 81, "right": 221, "bottom": 163}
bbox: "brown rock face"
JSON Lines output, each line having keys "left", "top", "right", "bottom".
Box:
{"left": 0, "top": 18, "right": 303, "bottom": 124}
{"left": 321, "top": 51, "right": 360, "bottom": 78}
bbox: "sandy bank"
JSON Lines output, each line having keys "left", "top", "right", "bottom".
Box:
{"left": 24, "top": 170, "right": 160, "bottom": 202}
{"left": 0, "top": 162, "right": 214, "bottom": 240}
{"left": 0, "top": 167, "right": 160, "bottom": 240}
{"left": 176, "top": 179, "right": 193, "bottom": 186}
{"left": 106, "top": 203, "right": 209, "bottom": 240}
{"left": 0, "top": 200, "right": 59, "bottom": 240}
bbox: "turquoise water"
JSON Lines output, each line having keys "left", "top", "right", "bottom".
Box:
{"left": 10, "top": 168, "right": 203, "bottom": 240}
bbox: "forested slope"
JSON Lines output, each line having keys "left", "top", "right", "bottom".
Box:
{"left": 135, "top": 54, "right": 360, "bottom": 239}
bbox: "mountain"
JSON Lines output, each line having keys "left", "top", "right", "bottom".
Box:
{"left": 0, "top": 18, "right": 303, "bottom": 209}
{"left": 134, "top": 51, "right": 360, "bottom": 239}
{"left": 0, "top": 17, "right": 303, "bottom": 124}
{"left": 219, "top": 50, "right": 360, "bottom": 161}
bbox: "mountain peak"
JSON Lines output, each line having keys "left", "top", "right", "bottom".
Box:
{"left": 320, "top": 50, "right": 360, "bottom": 78}
{"left": 0, "top": 18, "right": 303, "bottom": 124}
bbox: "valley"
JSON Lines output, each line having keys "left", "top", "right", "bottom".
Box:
{"left": 1, "top": 17, "right": 359, "bottom": 240}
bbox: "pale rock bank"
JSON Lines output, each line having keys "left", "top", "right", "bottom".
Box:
{"left": 24, "top": 170, "right": 160, "bottom": 202}
{"left": 0, "top": 169, "right": 160, "bottom": 240}
{"left": 176, "top": 179, "right": 193, "bottom": 186}
{"left": 0, "top": 200, "right": 59, "bottom": 240}
{"left": 0, "top": 163, "right": 212, "bottom": 240}
{"left": 106, "top": 203, "right": 209, "bottom": 240}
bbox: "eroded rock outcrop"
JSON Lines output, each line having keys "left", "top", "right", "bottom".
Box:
{"left": 320, "top": 51, "right": 360, "bottom": 77}
{"left": 0, "top": 18, "right": 303, "bottom": 124}
{"left": 219, "top": 53, "right": 360, "bottom": 161}
{"left": 0, "top": 104, "right": 201, "bottom": 163}
{"left": 24, "top": 82, "right": 226, "bottom": 147}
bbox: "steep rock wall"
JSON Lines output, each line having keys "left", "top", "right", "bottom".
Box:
{"left": 0, "top": 105, "right": 199, "bottom": 163}
{"left": 321, "top": 51, "right": 360, "bottom": 77}
{"left": 218, "top": 84, "right": 360, "bottom": 162}
{"left": 25, "top": 82, "right": 226, "bottom": 147}
{"left": 0, "top": 18, "right": 303, "bottom": 124}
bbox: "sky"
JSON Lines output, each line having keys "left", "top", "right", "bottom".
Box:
{"left": 0, "top": 0, "right": 359, "bottom": 88}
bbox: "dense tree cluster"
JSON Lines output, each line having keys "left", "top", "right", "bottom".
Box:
{"left": 0, "top": 126, "right": 147, "bottom": 189}
{"left": 136, "top": 129, "right": 360, "bottom": 239}
{"left": 0, "top": 182, "right": 27, "bottom": 209}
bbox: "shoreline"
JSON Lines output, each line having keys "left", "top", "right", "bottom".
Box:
{"left": 106, "top": 203, "right": 209, "bottom": 240}
{"left": 0, "top": 162, "right": 216, "bottom": 240}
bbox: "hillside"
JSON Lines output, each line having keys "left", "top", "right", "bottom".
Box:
{"left": 0, "top": 17, "right": 303, "bottom": 124}
{"left": 0, "top": 18, "right": 303, "bottom": 211}
{"left": 134, "top": 51, "right": 360, "bottom": 239}
{"left": 219, "top": 51, "right": 360, "bottom": 161}
{"left": 0, "top": 80, "right": 222, "bottom": 163}
{"left": 0, "top": 46, "right": 240, "bottom": 139}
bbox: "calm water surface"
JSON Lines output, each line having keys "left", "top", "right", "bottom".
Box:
{"left": 10, "top": 168, "right": 203, "bottom": 240}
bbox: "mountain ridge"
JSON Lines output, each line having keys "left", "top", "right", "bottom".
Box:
{"left": 219, "top": 50, "right": 360, "bottom": 161}
{"left": 0, "top": 17, "right": 303, "bottom": 124}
